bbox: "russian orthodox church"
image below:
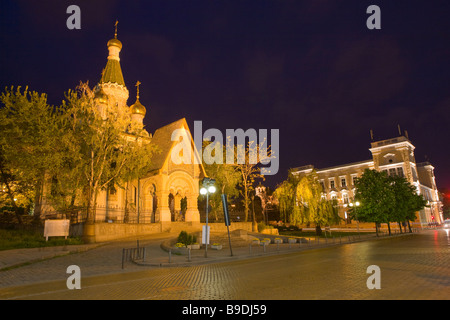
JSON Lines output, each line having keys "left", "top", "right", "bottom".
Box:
{"left": 88, "top": 24, "right": 205, "bottom": 225}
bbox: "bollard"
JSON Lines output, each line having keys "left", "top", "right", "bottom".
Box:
{"left": 188, "top": 248, "right": 191, "bottom": 262}
{"left": 169, "top": 249, "right": 172, "bottom": 263}
{"left": 263, "top": 242, "right": 266, "bottom": 253}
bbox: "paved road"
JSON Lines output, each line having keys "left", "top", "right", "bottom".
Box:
{"left": 0, "top": 229, "right": 448, "bottom": 300}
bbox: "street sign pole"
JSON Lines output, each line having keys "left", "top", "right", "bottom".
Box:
{"left": 205, "top": 192, "right": 209, "bottom": 258}
{"left": 222, "top": 194, "right": 233, "bottom": 256}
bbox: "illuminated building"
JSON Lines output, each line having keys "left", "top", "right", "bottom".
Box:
{"left": 292, "top": 135, "right": 443, "bottom": 226}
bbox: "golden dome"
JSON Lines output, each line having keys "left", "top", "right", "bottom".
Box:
{"left": 108, "top": 20, "right": 122, "bottom": 50}
{"left": 94, "top": 87, "right": 109, "bottom": 105}
{"left": 107, "top": 38, "right": 122, "bottom": 50}
{"left": 130, "top": 99, "right": 146, "bottom": 116}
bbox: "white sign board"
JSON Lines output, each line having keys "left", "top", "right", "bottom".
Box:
{"left": 201, "top": 225, "right": 210, "bottom": 245}
{"left": 44, "top": 219, "right": 70, "bottom": 241}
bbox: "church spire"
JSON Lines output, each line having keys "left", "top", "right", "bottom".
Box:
{"left": 94, "top": 21, "right": 129, "bottom": 115}
{"left": 100, "top": 20, "right": 125, "bottom": 86}
{"left": 130, "top": 81, "right": 146, "bottom": 117}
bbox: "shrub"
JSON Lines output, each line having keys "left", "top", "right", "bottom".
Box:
{"left": 177, "top": 231, "right": 197, "bottom": 246}
{"left": 258, "top": 222, "right": 274, "bottom": 232}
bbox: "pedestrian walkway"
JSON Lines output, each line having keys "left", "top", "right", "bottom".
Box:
{"left": 0, "top": 243, "right": 103, "bottom": 271}
{"left": 0, "top": 228, "right": 420, "bottom": 289}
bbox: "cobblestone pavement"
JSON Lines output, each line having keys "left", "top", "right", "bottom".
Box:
{"left": 0, "top": 229, "right": 448, "bottom": 300}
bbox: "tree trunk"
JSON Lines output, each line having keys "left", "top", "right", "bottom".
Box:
{"left": 85, "top": 182, "right": 97, "bottom": 224}
{"left": 407, "top": 220, "right": 412, "bottom": 233}
{"left": 244, "top": 185, "right": 249, "bottom": 222}
{"left": 124, "top": 181, "right": 129, "bottom": 223}
{"left": 33, "top": 177, "right": 44, "bottom": 224}
{"left": 387, "top": 222, "right": 391, "bottom": 236}
{"left": 315, "top": 224, "right": 322, "bottom": 236}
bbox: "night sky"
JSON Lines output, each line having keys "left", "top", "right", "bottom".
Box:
{"left": 0, "top": 1, "right": 449, "bottom": 190}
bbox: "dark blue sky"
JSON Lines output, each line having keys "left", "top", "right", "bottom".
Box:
{"left": 0, "top": 0, "right": 449, "bottom": 190}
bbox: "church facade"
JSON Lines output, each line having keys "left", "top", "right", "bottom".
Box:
{"left": 292, "top": 135, "right": 444, "bottom": 227}
{"left": 84, "top": 28, "right": 206, "bottom": 226}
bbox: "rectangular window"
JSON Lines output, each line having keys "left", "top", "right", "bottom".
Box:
{"left": 343, "top": 193, "right": 349, "bottom": 204}
{"left": 341, "top": 178, "right": 347, "bottom": 188}
{"left": 397, "top": 167, "right": 404, "bottom": 177}
{"left": 352, "top": 176, "right": 358, "bottom": 185}
{"left": 389, "top": 168, "right": 396, "bottom": 176}
{"left": 330, "top": 179, "right": 335, "bottom": 189}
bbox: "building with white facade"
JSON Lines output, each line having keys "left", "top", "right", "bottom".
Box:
{"left": 292, "top": 135, "right": 443, "bottom": 226}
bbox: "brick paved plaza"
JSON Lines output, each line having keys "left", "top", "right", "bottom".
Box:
{"left": 0, "top": 229, "right": 448, "bottom": 300}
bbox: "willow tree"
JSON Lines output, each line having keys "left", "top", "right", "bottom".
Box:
{"left": 273, "top": 179, "right": 295, "bottom": 224}
{"left": 296, "top": 171, "right": 322, "bottom": 234}
{"left": 275, "top": 170, "right": 340, "bottom": 234}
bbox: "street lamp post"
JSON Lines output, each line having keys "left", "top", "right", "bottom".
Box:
{"left": 200, "top": 178, "right": 216, "bottom": 258}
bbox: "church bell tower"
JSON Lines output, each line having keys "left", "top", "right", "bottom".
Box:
{"left": 94, "top": 21, "right": 129, "bottom": 119}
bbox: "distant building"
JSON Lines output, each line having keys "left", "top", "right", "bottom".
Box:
{"left": 291, "top": 135, "right": 443, "bottom": 226}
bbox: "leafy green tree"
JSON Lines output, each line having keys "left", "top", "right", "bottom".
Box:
{"left": 202, "top": 141, "right": 242, "bottom": 221}
{"left": 61, "top": 83, "right": 158, "bottom": 225}
{"left": 0, "top": 87, "right": 62, "bottom": 223}
{"left": 352, "top": 169, "right": 427, "bottom": 236}
{"left": 389, "top": 175, "right": 427, "bottom": 233}
{"left": 352, "top": 169, "right": 394, "bottom": 235}
{"left": 0, "top": 150, "right": 33, "bottom": 223}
